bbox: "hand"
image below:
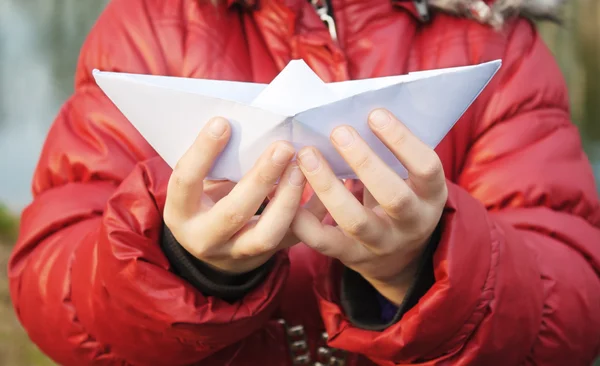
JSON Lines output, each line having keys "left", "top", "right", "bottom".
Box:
{"left": 292, "top": 109, "right": 447, "bottom": 305}
{"left": 164, "top": 117, "right": 307, "bottom": 274}
{"left": 202, "top": 180, "right": 236, "bottom": 201}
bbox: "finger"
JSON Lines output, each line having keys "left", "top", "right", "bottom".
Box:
{"left": 228, "top": 163, "right": 306, "bottom": 258}
{"left": 368, "top": 109, "right": 446, "bottom": 198}
{"left": 275, "top": 189, "right": 329, "bottom": 248}
{"left": 303, "top": 191, "right": 328, "bottom": 222}
{"left": 200, "top": 141, "right": 295, "bottom": 246}
{"left": 203, "top": 180, "right": 236, "bottom": 203}
{"left": 330, "top": 125, "right": 417, "bottom": 219}
{"left": 291, "top": 208, "right": 356, "bottom": 259}
{"left": 165, "top": 117, "right": 230, "bottom": 222}
{"left": 297, "top": 147, "right": 384, "bottom": 243}
{"left": 363, "top": 188, "right": 377, "bottom": 210}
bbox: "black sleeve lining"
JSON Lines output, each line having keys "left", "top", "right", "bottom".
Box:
{"left": 160, "top": 225, "right": 273, "bottom": 303}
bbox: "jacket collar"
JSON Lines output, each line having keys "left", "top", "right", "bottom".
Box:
{"left": 226, "top": 0, "right": 566, "bottom": 27}
{"left": 227, "top": 0, "right": 259, "bottom": 10}
{"left": 226, "top": 0, "right": 430, "bottom": 21}
{"left": 392, "top": 0, "right": 432, "bottom": 21}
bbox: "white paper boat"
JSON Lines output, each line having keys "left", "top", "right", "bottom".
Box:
{"left": 93, "top": 59, "right": 501, "bottom": 181}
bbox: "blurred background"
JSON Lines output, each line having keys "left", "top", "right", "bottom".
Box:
{"left": 0, "top": 0, "right": 598, "bottom": 365}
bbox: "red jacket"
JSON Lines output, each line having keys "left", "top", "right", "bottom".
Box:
{"left": 9, "top": 0, "right": 600, "bottom": 365}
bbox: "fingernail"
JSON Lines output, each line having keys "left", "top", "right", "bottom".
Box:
{"left": 208, "top": 118, "right": 228, "bottom": 138}
{"left": 331, "top": 126, "right": 354, "bottom": 147}
{"left": 288, "top": 166, "right": 306, "bottom": 186}
{"left": 370, "top": 109, "right": 391, "bottom": 128}
{"left": 298, "top": 149, "right": 320, "bottom": 172}
{"left": 271, "top": 145, "right": 294, "bottom": 166}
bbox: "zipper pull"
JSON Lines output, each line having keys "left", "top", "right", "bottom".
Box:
{"left": 413, "top": 0, "right": 429, "bottom": 21}
{"left": 311, "top": 0, "right": 338, "bottom": 41}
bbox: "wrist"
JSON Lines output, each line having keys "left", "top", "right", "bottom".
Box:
{"left": 340, "top": 226, "right": 441, "bottom": 330}
{"left": 364, "top": 263, "right": 419, "bottom": 306}
{"left": 161, "top": 224, "right": 275, "bottom": 302}
{"left": 362, "top": 233, "right": 433, "bottom": 305}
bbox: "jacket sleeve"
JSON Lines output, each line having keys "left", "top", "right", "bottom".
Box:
{"left": 7, "top": 1, "right": 289, "bottom": 365}
{"left": 314, "top": 19, "right": 600, "bottom": 365}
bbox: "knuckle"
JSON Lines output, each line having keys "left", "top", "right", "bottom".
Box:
{"left": 225, "top": 210, "right": 247, "bottom": 225}
{"left": 247, "top": 232, "right": 268, "bottom": 250}
{"left": 367, "top": 244, "right": 392, "bottom": 257}
{"left": 189, "top": 244, "right": 212, "bottom": 260}
{"left": 415, "top": 153, "right": 443, "bottom": 180}
{"left": 170, "top": 169, "right": 196, "bottom": 190}
{"left": 344, "top": 213, "right": 371, "bottom": 237}
{"left": 231, "top": 242, "right": 265, "bottom": 260}
{"left": 183, "top": 230, "right": 203, "bottom": 254}
{"left": 308, "top": 237, "right": 328, "bottom": 253}
{"left": 353, "top": 153, "right": 373, "bottom": 172}
{"left": 316, "top": 178, "right": 335, "bottom": 195}
{"left": 260, "top": 239, "right": 280, "bottom": 253}
{"left": 168, "top": 225, "right": 213, "bottom": 260}
{"left": 194, "top": 246, "right": 224, "bottom": 263}
{"left": 255, "top": 169, "right": 278, "bottom": 185}
{"left": 173, "top": 160, "right": 185, "bottom": 172}
{"left": 390, "top": 126, "right": 408, "bottom": 148}
{"left": 384, "top": 192, "right": 413, "bottom": 213}
{"left": 230, "top": 247, "right": 253, "bottom": 260}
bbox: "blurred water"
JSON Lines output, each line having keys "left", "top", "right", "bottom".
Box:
{"left": 0, "top": 0, "right": 108, "bottom": 211}
{"left": 0, "top": 0, "right": 598, "bottom": 212}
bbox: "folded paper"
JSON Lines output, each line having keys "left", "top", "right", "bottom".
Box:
{"left": 93, "top": 59, "right": 501, "bottom": 182}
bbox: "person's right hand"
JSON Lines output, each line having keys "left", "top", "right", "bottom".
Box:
{"left": 164, "top": 117, "right": 306, "bottom": 274}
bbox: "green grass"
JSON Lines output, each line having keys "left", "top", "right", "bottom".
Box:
{"left": 0, "top": 204, "right": 18, "bottom": 244}
{"left": 0, "top": 245, "right": 55, "bottom": 366}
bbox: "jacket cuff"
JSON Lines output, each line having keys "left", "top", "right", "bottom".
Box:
{"left": 340, "top": 225, "right": 440, "bottom": 331}
{"left": 161, "top": 224, "right": 273, "bottom": 302}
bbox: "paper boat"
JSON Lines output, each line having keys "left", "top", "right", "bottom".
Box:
{"left": 93, "top": 59, "right": 501, "bottom": 182}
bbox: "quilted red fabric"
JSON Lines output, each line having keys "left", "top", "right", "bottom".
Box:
{"left": 9, "top": 0, "right": 600, "bottom": 364}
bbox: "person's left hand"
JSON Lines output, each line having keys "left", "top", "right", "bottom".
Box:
{"left": 291, "top": 109, "right": 447, "bottom": 306}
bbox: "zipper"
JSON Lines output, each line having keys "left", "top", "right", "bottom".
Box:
{"left": 413, "top": 0, "right": 430, "bottom": 21}
{"left": 309, "top": 0, "right": 431, "bottom": 41}
{"left": 310, "top": 0, "right": 338, "bottom": 41}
